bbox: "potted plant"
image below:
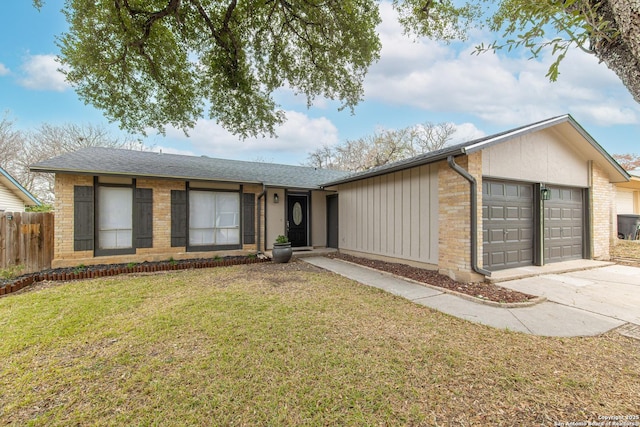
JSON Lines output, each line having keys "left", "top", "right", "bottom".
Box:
{"left": 272, "top": 235, "right": 292, "bottom": 263}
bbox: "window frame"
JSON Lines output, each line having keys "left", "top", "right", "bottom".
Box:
{"left": 94, "top": 178, "right": 136, "bottom": 256}
{"left": 186, "top": 186, "right": 243, "bottom": 252}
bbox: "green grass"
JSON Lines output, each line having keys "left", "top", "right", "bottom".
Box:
{"left": 1, "top": 263, "right": 638, "bottom": 426}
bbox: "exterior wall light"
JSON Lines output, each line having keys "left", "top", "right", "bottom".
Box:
{"left": 273, "top": 193, "right": 279, "bottom": 203}
{"left": 541, "top": 187, "right": 551, "bottom": 201}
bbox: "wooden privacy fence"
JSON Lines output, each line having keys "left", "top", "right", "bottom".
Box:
{"left": 0, "top": 212, "right": 54, "bottom": 274}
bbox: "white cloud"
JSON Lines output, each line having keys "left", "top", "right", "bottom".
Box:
{"left": 159, "top": 110, "right": 339, "bottom": 164}
{"left": 19, "top": 54, "right": 69, "bottom": 91}
{"left": 450, "top": 122, "right": 486, "bottom": 144}
{"left": 0, "top": 63, "right": 9, "bottom": 76}
{"left": 365, "top": 2, "right": 640, "bottom": 129}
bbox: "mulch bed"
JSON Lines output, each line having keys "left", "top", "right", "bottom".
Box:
{"left": 327, "top": 253, "right": 536, "bottom": 304}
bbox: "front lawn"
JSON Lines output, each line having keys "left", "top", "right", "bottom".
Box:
{"left": 1, "top": 262, "right": 638, "bottom": 426}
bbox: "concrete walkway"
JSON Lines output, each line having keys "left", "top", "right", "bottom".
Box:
{"left": 303, "top": 257, "right": 627, "bottom": 337}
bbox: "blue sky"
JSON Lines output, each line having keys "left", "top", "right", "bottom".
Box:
{"left": 2, "top": 1, "right": 639, "bottom": 165}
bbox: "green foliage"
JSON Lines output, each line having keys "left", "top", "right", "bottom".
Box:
{"left": 275, "top": 235, "right": 289, "bottom": 244}
{"left": 55, "top": 0, "right": 382, "bottom": 138}
{"left": 73, "top": 264, "right": 86, "bottom": 274}
{"left": 475, "top": 0, "right": 619, "bottom": 81}
{"left": 25, "top": 203, "right": 53, "bottom": 213}
{"left": 0, "top": 264, "right": 25, "bottom": 280}
{"left": 37, "top": 0, "right": 634, "bottom": 136}
{"left": 168, "top": 257, "right": 178, "bottom": 266}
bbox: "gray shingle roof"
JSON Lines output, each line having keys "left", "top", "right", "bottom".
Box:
{"left": 322, "top": 114, "right": 629, "bottom": 186}
{"left": 31, "top": 147, "right": 350, "bottom": 190}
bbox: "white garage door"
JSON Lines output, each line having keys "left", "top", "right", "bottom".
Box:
{"left": 617, "top": 190, "right": 634, "bottom": 215}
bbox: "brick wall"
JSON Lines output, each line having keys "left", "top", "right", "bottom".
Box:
{"left": 437, "top": 153, "right": 484, "bottom": 283}
{"left": 54, "top": 174, "right": 93, "bottom": 264}
{"left": 590, "top": 161, "right": 613, "bottom": 260}
{"left": 52, "top": 174, "right": 260, "bottom": 268}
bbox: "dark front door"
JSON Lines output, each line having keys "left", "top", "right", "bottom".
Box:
{"left": 287, "top": 195, "right": 308, "bottom": 247}
{"left": 327, "top": 194, "right": 338, "bottom": 249}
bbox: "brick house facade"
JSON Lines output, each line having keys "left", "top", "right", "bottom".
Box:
{"left": 33, "top": 115, "right": 628, "bottom": 281}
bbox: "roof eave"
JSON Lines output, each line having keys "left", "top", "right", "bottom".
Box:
{"left": 0, "top": 168, "right": 41, "bottom": 206}
{"left": 320, "top": 147, "right": 467, "bottom": 187}
{"left": 30, "top": 166, "right": 266, "bottom": 186}
{"left": 462, "top": 115, "right": 571, "bottom": 154}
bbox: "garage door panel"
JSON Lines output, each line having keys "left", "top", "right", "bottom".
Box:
{"left": 490, "top": 206, "right": 504, "bottom": 218}
{"left": 544, "top": 185, "right": 583, "bottom": 263}
{"left": 489, "top": 228, "right": 505, "bottom": 243}
{"left": 483, "top": 180, "right": 534, "bottom": 270}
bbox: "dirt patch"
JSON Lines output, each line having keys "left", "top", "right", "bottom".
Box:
{"left": 327, "top": 253, "right": 536, "bottom": 304}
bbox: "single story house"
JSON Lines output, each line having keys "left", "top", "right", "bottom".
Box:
{"left": 30, "top": 148, "right": 349, "bottom": 268}
{"left": 0, "top": 166, "right": 41, "bottom": 212}
{"left": 31, "top": 114, "right": 629, "bottom": 282}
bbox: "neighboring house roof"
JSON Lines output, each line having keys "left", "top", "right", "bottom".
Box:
{"left": 30, "top": 147, "right": 350, "bottom": 190}
{"left": 322, "top": 114, "right": 630, "bottom": 187}
{"left": 616, "top": 169, "right": 640, "bottom": 190}
{"left": 0, "top": 166, "right": 41, "bottom": 206}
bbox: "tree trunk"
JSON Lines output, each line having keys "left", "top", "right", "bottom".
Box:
{"left": 591, "top": 0, "right": 640, "bottom": 103}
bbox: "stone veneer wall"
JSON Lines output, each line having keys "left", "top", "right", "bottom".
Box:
{"left": 437, "top": 153, "right": 484, "bottom": 283}
{"left": 52, "top": 174, "right": 260, "bottom": 268}
{"left": 590, "top": 161, "right": 613, "bottom": 260}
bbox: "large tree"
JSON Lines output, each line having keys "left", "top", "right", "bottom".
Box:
{"left": 0, "top": 114, "right": 24, "bottom": 174}
{"left": 38, "top": 0, "right": 639, "bottom": 137}
{"left": 0, "top": 120, "right": 145, "bottom": 203}
{"left": 306, "top": 121, "right": 455, "bottom": 171}
{"left": 613, "top": 153, "right": 640, "bottom": 171}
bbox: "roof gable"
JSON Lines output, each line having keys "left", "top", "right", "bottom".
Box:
{"left": 0, "top": 166, "right": 40, "bottom": 206}
{"left": 322, "top": 115, "right": 629, "bottom": 186}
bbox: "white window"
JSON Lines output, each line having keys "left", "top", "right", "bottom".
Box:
{"left": 98, "top": 186, "right": 133, "bottom": 249}
{"left": 189, "top": 191, "right": 240, "bottom": 246}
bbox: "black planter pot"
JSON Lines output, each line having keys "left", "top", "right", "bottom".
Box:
{"left": 272, "top": 242, "right": 293, "bottom": 263}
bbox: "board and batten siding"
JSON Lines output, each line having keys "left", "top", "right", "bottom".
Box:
{"left": 337, "top": 164, "right": 438, "bottom": 265}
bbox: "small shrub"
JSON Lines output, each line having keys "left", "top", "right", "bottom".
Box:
{"left": 275, "top": 235, "right": 289, "bottom": 244}
{"left": 0, "top": 264, "right": 25, "bottom": 280}
{"left": 73, "top": 264, "right": 86, "bottom": 274}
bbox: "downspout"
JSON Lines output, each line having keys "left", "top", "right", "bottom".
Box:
{"left": 446, "top": 155, "right": 492, "bottom": 278}
{"left": 256, "top": 185, "right": 267, "bottom": 255}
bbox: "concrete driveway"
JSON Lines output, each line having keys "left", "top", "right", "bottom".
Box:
{"left": 498, "top": 265, "right": 640, "bottom": 326}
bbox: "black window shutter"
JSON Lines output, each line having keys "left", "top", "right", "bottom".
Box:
{"left": 243, "top": 193, "right": 256, "bottom": 245}
{"left": 134, "top": 188, "right": 153, "bottom": 248}
{"left": 74, "top": 185, "right": 94, "bottom": 251}
{"left": 171, "top": 190, "right": 187, "bottom": 247}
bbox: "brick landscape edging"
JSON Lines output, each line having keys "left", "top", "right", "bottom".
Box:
{"left": 0, "top": 257, "right": 270, "bottom": 297}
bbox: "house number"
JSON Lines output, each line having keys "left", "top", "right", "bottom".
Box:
{"left": 292, "top": 202, "right": 303, "bottom": 226}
